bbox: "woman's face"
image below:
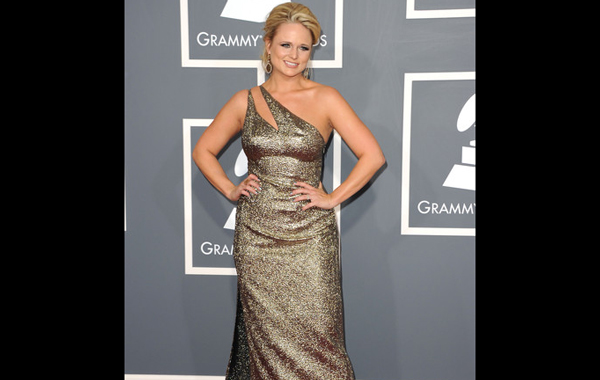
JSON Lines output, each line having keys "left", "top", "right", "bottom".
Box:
{"left": 267, "top": 22, "right": 312, "bottom": 78}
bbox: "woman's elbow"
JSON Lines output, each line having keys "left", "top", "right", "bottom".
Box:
{"left": 374, "top": 149, "right": 386, "bottom": 170}
{"left": 192, "top": 144, "right": 204, "bottom": 168}
{"left": 358, "top": 148, "right": 386, "bottom": 171}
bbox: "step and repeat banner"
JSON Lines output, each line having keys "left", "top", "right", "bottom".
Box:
{"left": 125, "top": 1, "right": 475, "bottom": 379}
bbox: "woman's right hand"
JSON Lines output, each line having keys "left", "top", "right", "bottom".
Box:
{"left": 228, "top": 174, "right": 261, "bottom": 201}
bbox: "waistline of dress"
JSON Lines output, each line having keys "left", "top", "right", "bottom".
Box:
{"left": 249, "top": 172, "right": 319, "bottom": 190}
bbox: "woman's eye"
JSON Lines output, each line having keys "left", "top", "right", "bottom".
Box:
{"left": 300, "top": 46, "right": 310, "bottom": 51}
{"left": 281, "top": 43, "right": 290, "bottom": 48}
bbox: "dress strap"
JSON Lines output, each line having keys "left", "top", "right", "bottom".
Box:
{"left": 247, "top": 88, "right": 256, "bottom": 111}
{"left": 259, "top": 85, "right": 278, "bottom": 114}
{"left": 260, "top": 85, "right": 292, "bottom": 132}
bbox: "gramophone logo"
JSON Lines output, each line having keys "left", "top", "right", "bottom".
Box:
{"left": 223, "top": 149, "right": 248, "bottom": 230}
{"left": 443, "top": 94, "right": 475, "bottom": 191}
{"left": 220, "top": 0, "right": 291, "bottom": 23}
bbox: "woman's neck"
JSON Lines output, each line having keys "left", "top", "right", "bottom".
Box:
{"left": 262, "top": 73, "right": 310, "bottom": 94}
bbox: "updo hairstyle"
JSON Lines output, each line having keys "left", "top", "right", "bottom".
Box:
{"left": 261, "top": 2, "right": 321, "bottom": 72}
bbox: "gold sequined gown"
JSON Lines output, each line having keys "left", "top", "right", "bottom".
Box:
{"left": 225, "top": 86, "right": 355, "bottom": 379}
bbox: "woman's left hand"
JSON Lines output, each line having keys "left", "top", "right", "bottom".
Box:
{"left": 292, "top": 182, "right": 336, "bottom": 211}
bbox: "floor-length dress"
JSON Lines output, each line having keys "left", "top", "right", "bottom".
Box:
{"left": 225, "top": 86, "right": 355, "bottom": 379}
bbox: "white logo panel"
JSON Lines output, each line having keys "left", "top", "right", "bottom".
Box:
{"left": 183, "top": 119, "right": 237, "bottom": 276}
{"left": 401, "top": 72, "right": 476, "bottom": 236}
{"left": 406, "top": 0, "right": 475, "bottom": 19}
{"left": 180, "top": 0, "right": 344, "bottom": 72}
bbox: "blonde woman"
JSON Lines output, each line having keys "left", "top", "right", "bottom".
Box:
{"left": 193, "top": 3, "right": 385, "bottom": 379}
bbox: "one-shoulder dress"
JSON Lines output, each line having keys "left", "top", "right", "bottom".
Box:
{"left": 225, "top": 86, "right": 355, "bottom": 379}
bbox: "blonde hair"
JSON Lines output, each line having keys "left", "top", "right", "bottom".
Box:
{"left": 261, "top": 2, "right": 321, "bottom": 71}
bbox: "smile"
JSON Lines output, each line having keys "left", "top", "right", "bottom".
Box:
{"left": 284, "top": 60, "right": 299, "bottom": 68}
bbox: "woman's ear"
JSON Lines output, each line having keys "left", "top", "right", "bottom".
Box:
{"left": 265, "top": 38, "right": 272, "bottom": 55}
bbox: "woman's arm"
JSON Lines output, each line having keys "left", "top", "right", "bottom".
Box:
{"left": 192, "top": 89, "right": 261, "bottom": 201}
{"left": 293, "top": 87, "right": 386, "bottom": 210}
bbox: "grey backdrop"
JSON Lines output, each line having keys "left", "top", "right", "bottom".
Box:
{"left": 125, "top": 1, "right": 475, "bottom": 379}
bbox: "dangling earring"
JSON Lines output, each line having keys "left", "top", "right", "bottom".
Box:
{"left": 265, "top": 54, "right": 272, "bottom": 74}
{"left": 303, "top": 66, "right": 311, "bottom": 80}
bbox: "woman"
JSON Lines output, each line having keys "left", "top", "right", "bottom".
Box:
{"left": 193, "top": 3, "right": 385, "bottom": 379}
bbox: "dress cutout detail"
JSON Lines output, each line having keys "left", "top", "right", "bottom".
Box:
{"left": 225, "top": 86, "right": 355, "bottom": 379}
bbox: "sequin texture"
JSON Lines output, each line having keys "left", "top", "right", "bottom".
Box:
{"left": 225, "top": 86, "right": 355, "bottom": 379}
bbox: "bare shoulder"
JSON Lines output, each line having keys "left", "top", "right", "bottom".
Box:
{"left": 308, "top": 84, "right": 353, "bottom": 116}
{"left": 217, "top": 89, "right": 249, "bottom": 119}
{"left": 211, "top": 88, "right": 250, "bottom": 132}
{"left": 227, "top": 88, "right": 250, "bottom": 109}
{"left": 311, "top": 84, "right": 349, "bottom": 108}
{"left": 311, "top": 83, "right": 342, "bottom": 98}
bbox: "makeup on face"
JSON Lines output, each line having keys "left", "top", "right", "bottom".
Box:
{"left": 268, "top": 23, "right": 313, "bottom": 74}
